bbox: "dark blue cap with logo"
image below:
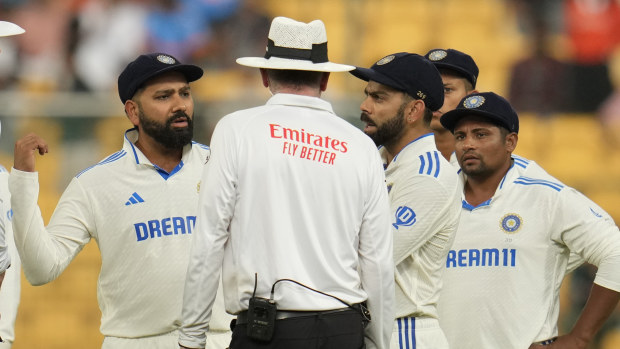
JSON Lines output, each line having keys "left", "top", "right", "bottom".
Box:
{"left": 425, "top": 48, "right": 479, "bottom": 88}
{"left": 440, "top": 92, "right": 519, "bottom": 133}
{"left": 350, "top": 52, "right": 444, "bottom": 111}
{"left": 118, "top": 53, "right": 204, "bottom": 104}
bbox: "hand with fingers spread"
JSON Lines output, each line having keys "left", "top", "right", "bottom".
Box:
{"left": 13, "top": 133, "right": 48, "bottom": 172}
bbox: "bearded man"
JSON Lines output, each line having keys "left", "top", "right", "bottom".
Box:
{"left": 9, "top": 53, "right": 232, "bottom": 349}
{"left": 351, "top": 52, "right": 461, "bottom": 349}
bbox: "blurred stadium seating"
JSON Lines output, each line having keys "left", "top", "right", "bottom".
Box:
{"left": 0, "top": 0, "right": 618, "bottom": 348}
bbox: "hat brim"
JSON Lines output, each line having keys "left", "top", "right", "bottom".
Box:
{"left": 236, "top": 56, "right": 354, "bottom": 72}
{"left": 440, "top": 108, "right": 512, "bottom": 133}
{"left": 137, "top": 64, "right": 203, "bottom": 89}
{"left": 0, "top": 21, "right": 25, "bottom": 37}
{"left": 433, "top": 62, "right": 476, "bottom": 87}
{"left": 350, "top": 66, "right": 406, "bottom": 93}
{"left": 123, "top": 64, "right": 203, "bottom": 104}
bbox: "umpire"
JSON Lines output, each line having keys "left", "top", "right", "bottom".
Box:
{"left": 179, "top": 16, "right": 394, "bottom": 349}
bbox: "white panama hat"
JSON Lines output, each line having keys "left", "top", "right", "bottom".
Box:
{"left": 0, "top": 21, "right": 25, "bottom": 37}
{"left": 236, "top": 16, "right": 354, "bottom": 73}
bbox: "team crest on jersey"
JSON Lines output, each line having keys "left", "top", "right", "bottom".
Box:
{"left": 500, "top": 213, "right": 522, "bottom": 234}
{"left": 428, "top": 50, "right": 447, "bottom": 61}
{"left": 393, "top": 206, "right": 417, "bottom": 229}
{"left": 376, "top": 55, "right": 395, "bottom": 65}
{"left": 197, "top": 181, "right": 201, "bottom": 193}
{"left": 463, "top": 95, "right": 485, "bottom": 109}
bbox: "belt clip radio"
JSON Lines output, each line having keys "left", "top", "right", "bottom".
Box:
{"left": 247, "top": 273, "right": 277, "bottom": 341}
{"left": 247, "top": 296, "right": 277, "bottom": 341}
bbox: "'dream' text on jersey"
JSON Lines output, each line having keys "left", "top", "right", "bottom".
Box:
{"left": 134, "top": 216, "right": 196, "bottom": 242}
{"left": 446, "top": 248, "right": 517, "bottom": 268}
{"left": 270, "top": 123, "right": 348, "bottom": 166}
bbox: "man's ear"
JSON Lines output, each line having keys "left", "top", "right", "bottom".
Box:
{"left": 505, "top": 132, "right": 518, "bottom": 153}
{"left": 125, "top": 100, "right": 139, "bottom": 127}
{"left": 319, "top": 72, "right": 330, "bottom": 92}
{"left": 405, "top": 99, "right": 425, "bottom": 123}
{"left": 260, "top": 68, "right": 269, "bottom": 88}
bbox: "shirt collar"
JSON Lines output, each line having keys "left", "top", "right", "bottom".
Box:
{"left": 122, "top": 128, "right": 191, "bottom": 178}
{"left": 380, "top": 132, "right": 436, "bottom": 166}
{"left": 266, "top": 93, "right": 335, "bottom": 114}
{"left": 460, "top": 155, "right": 522, "bottom": 210}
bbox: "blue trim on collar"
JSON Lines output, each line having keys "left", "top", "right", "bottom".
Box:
{"left": 393, "top": 133, "right": 434, "bottom": 162}
{"left": 154, "top": 160, "right": 185, "bottom": 180}
{"left": 513, "top": 155, "right": 529, "bottom": 168}
{"left": 462, "top": 198, "right": 491, "bottom": 211}
{"left": 125, "top": 128, "right": 141, "bottom": 164}
{"left": 498, "top": 160, "right": 516, "bottom": 189}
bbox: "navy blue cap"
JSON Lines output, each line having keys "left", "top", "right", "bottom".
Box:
{"left": 350, "top": 52, "right": 444, "bottom": 111}
{"left": 118, "top": 53, "right": 204, "bottom": 104}
{"left": 425, "top": 49, "right": 479, "bottom": 88}
{"left": 440, "top": 92, "right": 519, "bottom": 133}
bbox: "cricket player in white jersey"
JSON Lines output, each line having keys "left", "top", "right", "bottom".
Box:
{"left": 350, "top": 52, "right": 461, "bottom": 349}
{"left": 0, "top": 163, "right": 19, "bottom": 349}
{"left": 179, "top": 17, "right": 394, "bottom": 349}
{"left": 0, "top": 20, "right": 25, "bottom": 348}
{"left": 9, "top": 53, "right": 232, "bottom": 348}
{"left": 424, "top": 48, "right": 479, "bottom": 167}
{"left": 438, "top": 92, "right": 620, "bottom": 348}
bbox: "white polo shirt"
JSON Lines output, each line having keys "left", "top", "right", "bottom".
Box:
{"left": 0, "top": 168, "right": 8, "bottom": 275}
{"left": 9, "top": 129, "right": 232, "bottom": 340}
{"left": 180, "top": 93, "right": 395, "bottom": 349}
{"left": 438, "top": 156, "right": 620, "bottom": 348}
{"left": 380, "top": 133, "right": 461, "bottom": 320}
{"left": 0, "top": 166, "right": 19, "bottom": 346}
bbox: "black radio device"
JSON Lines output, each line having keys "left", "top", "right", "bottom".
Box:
{"left": 247, "top": 274, "right": 277, "bottom": 341}
{"left": 246, "top": 295, "right": 277, "bottom": 341}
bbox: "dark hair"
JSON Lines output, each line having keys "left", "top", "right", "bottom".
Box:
{"left": 267, "top": 69, "right": 323, "bottom": 89}
{"left": 499, "top": 125, "right": 512, "bottom": 139}
{"left": 422, "top": 107, "right": 433, "bottom": 127}
{"left": 438, "top": 68, "right": 475, "bottom": 92}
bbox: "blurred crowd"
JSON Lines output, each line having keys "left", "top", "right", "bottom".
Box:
{"left": 502, "top": 0, "right": 620, "bottom": 168}
{"left": 2, "top": 0, "right": 620, "bottom": 120}
{"left": 508, "top": 0, "right": 620, "bottom": 115}
{"left": 0, "top": 0, "right": 270, "bottom": 93}
{"left": 0, "top": 1, "right": 620, "bottom": 347}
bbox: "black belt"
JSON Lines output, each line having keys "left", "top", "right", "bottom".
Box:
{"left": 236, "top": 306, "right": 355, "bottom": 325}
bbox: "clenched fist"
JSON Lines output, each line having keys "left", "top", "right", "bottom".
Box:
{"left": 14, "top": 133, "right": 49, "bottom": 172}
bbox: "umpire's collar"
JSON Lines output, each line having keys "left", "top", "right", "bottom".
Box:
{"left": 266, "top": 93, "right": 335, "bottom": 114}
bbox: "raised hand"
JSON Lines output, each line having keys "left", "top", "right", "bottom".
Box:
{"left": 13, "top": 133, "right": 49, "bottom": 172}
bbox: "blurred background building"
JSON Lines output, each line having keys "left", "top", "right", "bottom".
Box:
{"left": 0, "top": 0, "right": 619, "bottom": 347}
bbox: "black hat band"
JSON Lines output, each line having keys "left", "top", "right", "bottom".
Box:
{"left": 265, "top": 39, "right": 328, "bottom": 63}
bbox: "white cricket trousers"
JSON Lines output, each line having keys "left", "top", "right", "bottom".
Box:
{"left": 102, "top": 329, "right": 232, "bottom": 349}
{"left": 390, "top": 317, "right": 449, "bottom": 349}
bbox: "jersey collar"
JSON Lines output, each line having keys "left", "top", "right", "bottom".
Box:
{"left": 380, "top": 133, "right": 436, "bottom": 169}
{"left": 123, "top": 128, "right": 191, "bottom": 179}
{"left": 460, "top": 155, "right": 523, "bottom": 210}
